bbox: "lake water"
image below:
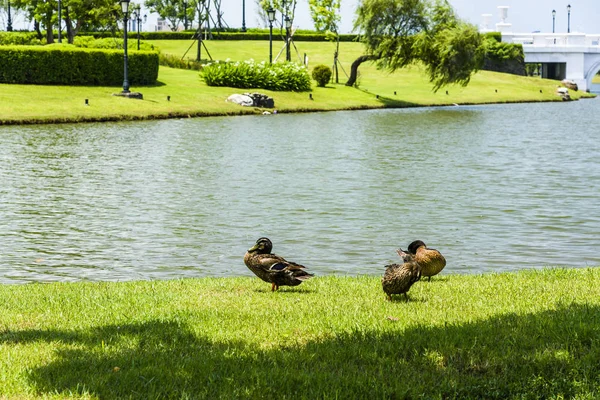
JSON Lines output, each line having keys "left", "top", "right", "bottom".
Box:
{"left": 1, "top": 99, "right": 599, "bottom": 283}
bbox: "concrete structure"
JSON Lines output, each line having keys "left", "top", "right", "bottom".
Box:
{"left": 484, "top": 6, "right": 600, "bottom": 92}
{"left": 502, "top": 33, "right": 600, "bottom": 91}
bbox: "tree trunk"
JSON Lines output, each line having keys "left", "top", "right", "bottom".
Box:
{"left": 345, "top": 54, "right": 381, "bottom": 86}
{"left": 34, "top": 21, "right": 43, "bottom": 40}
{"left": 45, "top": 16, "right": 54, "bottom": 44}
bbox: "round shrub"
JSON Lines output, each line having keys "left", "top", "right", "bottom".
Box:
{"left": 312, "top": 64, "right": 332, "bottom": 87}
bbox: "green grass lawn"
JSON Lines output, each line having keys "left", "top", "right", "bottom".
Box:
{"left": 0, "top": 40, "right": 594, "bottom": 125}
{"left": 1, "top": 268, "right": 600, "bottom": 399}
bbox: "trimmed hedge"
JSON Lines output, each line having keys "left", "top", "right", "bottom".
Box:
{"left": 0, "top": 46, "right": 159, "bottom": 85}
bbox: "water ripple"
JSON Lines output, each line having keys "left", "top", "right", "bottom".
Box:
{"left": 1, "top": 100, "right": 599, "bottom": 283}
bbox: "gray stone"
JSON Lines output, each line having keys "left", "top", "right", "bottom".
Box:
{"left": 562, "top": 79, "right": 578, "bottom": 91}
{"left": 227, "top": 94, "right": 254, "bottom": 106}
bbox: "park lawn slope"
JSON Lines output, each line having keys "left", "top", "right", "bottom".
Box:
{"left": 1, "top": 267, "right": 599, "bottom": 398}
{"left": 0, "top": 39, "right": 595, "bottom": 125}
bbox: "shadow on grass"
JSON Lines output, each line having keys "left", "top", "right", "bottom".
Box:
{"left": 351, "top": 86, "right": 422, "bottom": 108}
{"left": 2, "top": 303, "right": 600, "bottom": 398}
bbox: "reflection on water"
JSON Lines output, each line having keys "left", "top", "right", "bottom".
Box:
{"left": 1, "top": 99, "right": 599, "bottom": 283}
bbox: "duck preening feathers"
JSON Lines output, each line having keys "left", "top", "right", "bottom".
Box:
{"left": 382, "top": 249, "right": 422, "bottom": 301}
{"left": 404, "top": 240, "right": 446, "bottom": 281}
{"left": 244, "top": 237, "right": 314, "bottom": 291}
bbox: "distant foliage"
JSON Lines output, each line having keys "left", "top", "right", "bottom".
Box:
{"left": 483, "top": 37, "right": 524, "bottom": 61}
{"left": 484, "top": 31, "right": 503, "bottom": 43}
{"left": 159, "top": 53, "right": 204, "bottom": 70}
{"left": 77, "top": 30, "right": 360, "bottom": 42}
{"left": 312, "top": 64, "right": 332, "bottom": 87}
{"left": 200, "top": 60, "right": 311, "bottom": 91}
{"left": 73, "top": 36, "right": 157, "bottom": 51}
{"left": 0, "top": 32, "right": 43, "bottom": 46}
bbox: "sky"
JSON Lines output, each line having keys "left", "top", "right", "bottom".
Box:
{"left": 3, "top": 0, "right": 600, "bottom": 34}
{"left": 223, "top": 0, "right": 600, "bottom": 35}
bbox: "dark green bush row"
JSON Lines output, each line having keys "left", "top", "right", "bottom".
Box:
{"left": 78, "top": 31, "right": 360, "bottom": 42}
{"left": 0, "top": 46, "right": 159, "bottom": 85}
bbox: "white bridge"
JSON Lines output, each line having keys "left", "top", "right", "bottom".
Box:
{"left": 501, "top": 33, "right": 600, "bottom": 92}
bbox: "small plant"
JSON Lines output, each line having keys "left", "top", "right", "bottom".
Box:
{"left": 312, "top": 64, "right": 332, "bottom": 87}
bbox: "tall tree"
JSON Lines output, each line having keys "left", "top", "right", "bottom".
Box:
{"left": 308, "top": 0, "right": 340, "bottom": 33}
{"left": 349, "top": 0, "right": 483, "bottom": 90}
{"left": 12, "top": 0, "right": 119, "bottom": 43}
{"left": 308, "top": 0, "right": 342, "bottom": 82}
{"left": 145, "top": 0, "right": 195, "bottom": 31}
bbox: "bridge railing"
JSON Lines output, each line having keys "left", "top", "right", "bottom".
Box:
{"left": 503, "top": 33, "right": 600, "bottom": 47}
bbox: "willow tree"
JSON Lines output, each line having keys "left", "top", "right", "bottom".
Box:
{"left": 348, "top": 0, "right": 484, "bottom": 91}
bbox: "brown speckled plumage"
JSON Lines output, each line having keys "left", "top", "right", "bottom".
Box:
{"left": 382, "top": 250, "right": 422, "bottom": 301}
{"left": 405, "top": 240, "right": 446, "bottom": 281}
{"left": 244, "top": 237, "right": 314, "bottom": 291}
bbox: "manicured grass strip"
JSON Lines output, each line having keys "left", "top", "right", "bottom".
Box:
{"left": 1, "top": 268, "right": 599, "bottom": 398}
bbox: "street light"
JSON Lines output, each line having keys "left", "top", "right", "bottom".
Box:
{"left": 552, "top": 9, "right": 556, "bottom": 33}
{"left": 7, "top": 0, "right": 12, "bottom": 31}
{"left": 57, "top": 0, "right": 61, "bottom": 42}
{"left": 567, "top": 4, "right": 571, "bottom": 33}
{"left": 121, "top": 0, "right": 131, "bottom": 93}
{"left": 183, "top": 0, "right": 188, "bottom": 30}
{"left": 132, "top": 5, "right": 144, "bottom": 50}
{"left": 267, "top": 7, "right": 275, "bottom": 63}
{"left": 241, "top": 0, "right": 246, "bottom": 32}
{"left": 285, "top": 15, "right": 291, "bottom": 62}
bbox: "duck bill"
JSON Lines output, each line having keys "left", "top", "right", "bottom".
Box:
{"left": 248, "top": 243, "right": 260, "bottom": 252}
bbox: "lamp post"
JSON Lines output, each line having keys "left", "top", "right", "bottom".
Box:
{"left": 285, "top": 15, "right": 291, "bottom": 62}
{"left": 552, "top": 9, "right": 556, "bottom": 33}
{"left": 567, "top": 4, "right": 571, "bottom": 33}
{"left": 241, "top": 0, "right": 246, "bottom": 32}
{"left": 121, "top": 0, "right": 131, "bottom": 93}
{"left": 132, "top": 5, "right": 143, "bottom": 50}
{"left": 7, "top": 0, "right": 12, "bottom": 31}
{"left": 57, "top": 0, "right": 61, "bottom": 42}
{"left": 183, "top": 0, "right": 188, "bottom": 30}
{"left": 267, "top": 7, "right": 275, "bottom": 63}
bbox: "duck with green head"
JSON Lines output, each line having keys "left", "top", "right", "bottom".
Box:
{"left": 244, "top": 237, "right": 314, "bottom": 291}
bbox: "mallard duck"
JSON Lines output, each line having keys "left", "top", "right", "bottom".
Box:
{"left": 404, "top": 240, "right": 446, "bottom": 281}
{"left": 244, "top": 237, "right": 314, "bottom": 291}
{"left": 382, "top": 249, "right": 421, "bottom": 301}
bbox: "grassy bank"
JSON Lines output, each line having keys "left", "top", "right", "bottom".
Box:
{"left": 1, "top": 268, "right": 599, "bottom": 398}
{"left": 0, "top": 40, "right": 594, "bottom": 125}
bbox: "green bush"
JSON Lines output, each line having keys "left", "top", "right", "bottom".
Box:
{"left": 311, "top": 64, "right": 332, "bottom": 87}
{"left": 0, "top": 32, "right": 43, "bottom": 46}
{"left": 483, "top": 38, "right": 524, "bottom": 61}
{"left": 200, "top": 59, "right": 311, "bottom": 91}
{"left": 159, "top": 53, "right": 205, "bottom": 70}
{"left": 0, "top": 46, "right": 159, "bottom": 85}
{"left": 484, "top": 31, "right": 503, "bottom": 43}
